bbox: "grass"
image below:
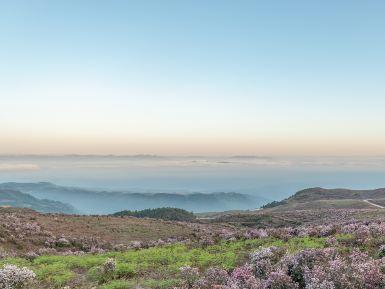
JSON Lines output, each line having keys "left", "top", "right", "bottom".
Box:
{"left": 271, "top": 199, "right": 374, "bottom": 211}
{"left": 100, "top": 280, "right": 135, "bottom": 289}
{"left": 0, "top": 236, "right": 326, "bottom": 289}
{"left": 215, "top": 207, "right": 385, "bottom": 228}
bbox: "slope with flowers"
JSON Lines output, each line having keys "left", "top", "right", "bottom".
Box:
{"left": 2, "top": 188, "right": 385, "bottom": 288}
{"left": 2, "top": 215, "right": 385, "bottom": 288}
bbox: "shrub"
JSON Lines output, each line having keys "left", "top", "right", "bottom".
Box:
{"left": 284, "top": 248, "right": 336, "bottom": 287}
{"left": 250, "top": 246, "right": 285, "bottom": 278}
{"left": 263, "top": 270, "right": 298, "bottom": 289}
{"left": 179, "top": 266, "right": 199, "bottom": 288}
{"left": 102, "top": 258, "right": 117, "bottom": 274}
{"left": 194, "top": 267, "right": 229, "bottom": 288}
{"left": 0, "top": 264, "right": 36, "bottom": 289}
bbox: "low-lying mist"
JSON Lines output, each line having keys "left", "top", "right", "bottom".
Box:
{"left": 1, "top": 155, "right": 385, "bottom": 213}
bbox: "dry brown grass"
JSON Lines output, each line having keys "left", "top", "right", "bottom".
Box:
{"left": 0, "top": 207, "right": 205, "bottom": 255}
{"left": 35, "top": 213, "right": 195, "bottom": 243}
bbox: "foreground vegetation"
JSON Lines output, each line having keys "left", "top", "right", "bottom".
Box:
{"left": 4, "top": 217, "right": 385, "bottom": 288}
{"left": 0, "top": 236, "right": 325, "bottom": 288}
{"left": 4, "top": 203, "right": 385, "bottom": 288}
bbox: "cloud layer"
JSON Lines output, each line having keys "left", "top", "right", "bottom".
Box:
{"left": 0, "top": 163, "right": 40, "bottom": 172}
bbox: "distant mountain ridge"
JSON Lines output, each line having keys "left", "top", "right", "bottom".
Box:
{"left": 0, "top": 182, "right": 266, "bottom": 214}
{"left": 0, "top": 188, "right": 77, "bottom": 214}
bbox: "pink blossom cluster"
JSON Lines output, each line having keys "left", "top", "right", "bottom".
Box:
{"left": 177, "top": 246, "right": 385, "bottom": 289}
{"left": 0, "top": 213, "right": 50, "bottom": 241}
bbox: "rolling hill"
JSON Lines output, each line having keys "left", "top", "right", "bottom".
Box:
{"left": 0, "top": 189, "right": 77, "bottom": 213}
{"left": 208, "top": 187, "right": 385, "bottom": 227}
{"left": 262, "top": 187, "right": 385, "bottom": 211}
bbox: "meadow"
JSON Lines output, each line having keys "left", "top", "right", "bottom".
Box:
{"left": 1, "top": 236, "right": 326, "bottom": 289}
{"left": 3, "top": 212, "right": 385, "bottom": 288}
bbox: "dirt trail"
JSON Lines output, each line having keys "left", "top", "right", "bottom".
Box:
{"left": 363, "top": 199, "right": 385, "bottom": 209}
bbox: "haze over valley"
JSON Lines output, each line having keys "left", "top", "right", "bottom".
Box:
{"left": 1, "top": 155, "right": 385, "bottom": 213}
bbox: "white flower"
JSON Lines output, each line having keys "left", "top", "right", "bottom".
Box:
{"left": 0, "top": 264, "right": 36, "bottom": 289}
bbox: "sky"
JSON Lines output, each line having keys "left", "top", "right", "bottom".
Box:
{"left": 1, "top": 0, "right": 385, "bottom": 155}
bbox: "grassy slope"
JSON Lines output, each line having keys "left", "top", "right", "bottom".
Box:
{"left": 214, "top": 208, "right": 385, "bottom": 228}
{"left": 207, "top": 187, "right": 385, "bottom": 227}
{"left": 269, "top": 199, "right": 374, "bottom": 211}
{"left": 0, "top": 237, "right": 326, "bottom": 289}
{"left": 255, "top": 187, "right": 385, "bottom": 214}
{"left": 35, "top": 214, "right": 195, "bottom": 244}
{"left": 291, "top": 187, "right": 385, "bottom": 201}
{"left": 0, "top": 208, "right": 204, "bottom": 254}
{"left": 366, "top": 198, "right": 385, "bottom": 207}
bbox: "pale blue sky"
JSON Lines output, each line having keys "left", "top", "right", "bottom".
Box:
{"left": 1, "top": 1, "right": 385, "bottom": 155}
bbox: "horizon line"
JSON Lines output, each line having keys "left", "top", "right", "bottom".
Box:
{"left": 1, "top": 154, "right": 385, "bottom": 158}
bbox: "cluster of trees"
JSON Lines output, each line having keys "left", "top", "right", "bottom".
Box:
{"left": 260, "top": 200, "right": 286, "bottom": 209}
{"left": 113, "top": 207, "right": 196, "bottom": 222}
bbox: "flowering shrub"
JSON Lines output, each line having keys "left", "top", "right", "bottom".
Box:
{"left": 325, "top": 236, "right": 337, "bottom": 247}
{"left": 302, "top": 252, "right": 385, "bottom": 289}
{"left": 56, "top": 237, "right": 71, "bottom": 247}
{"left": 230, "top": 264, "right": 261, "bottom": 289}
{"left": 263, "top": 270, "right": 298, "bottom": 289}
{"left": 244, "top": 229, "right": 269, "bottom": 239}
{"left": 23, "top": 251, "right": 38, "bottom": 261}
{"left": 284, "top": 248, "right": 337, "bottom": 286}
{"left": 0, "top": 251, "right": 10, "bottom": 260}
{"left": 195, "top": 267, "right": 228, "bottom": 288}
{"left": 179, "top": 266, "right": 200, "bottom": 288}
{"left": 251, "top": 246, "right": 285, "bottom": 264}
{"left": 178, "top": 247, "right": 385, "bottom": 289}
{"left": 250, "top": 246, "right": 285, "bottom": 278}
{"left": 102, "top": 258, "right": 116, "bottom": 274}
{"left": 128, "top": 241, "right": 142, "bottom": 250}
{"left": 199, "top": 237, "right": 215, "bottom": 247}
{"left": 0, "top": 264, "right": 36, "bottom": 289}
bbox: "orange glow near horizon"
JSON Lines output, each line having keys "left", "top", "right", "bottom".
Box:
{"left": 2, "top": 130, "right": 385, "bottom": 156}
